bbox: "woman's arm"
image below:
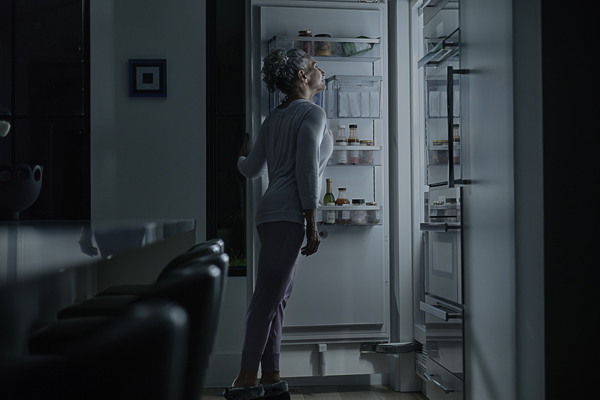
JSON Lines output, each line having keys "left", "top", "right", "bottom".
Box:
{"left": 237, "top": 130, "right": 267, "bottom": 179}
{"left": 296, "top": 107, "right": 326, "bottom": 210}
{"left": 301, "top": 208, "right": 320, "bottom": 256}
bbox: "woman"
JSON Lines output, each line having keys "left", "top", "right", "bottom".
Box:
{"left": 223, "top": 48, "right": 332, "bottom": 400}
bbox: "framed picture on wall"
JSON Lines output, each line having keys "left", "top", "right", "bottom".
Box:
{"left": 128, "top": 59, "right": 167, "bottom": 97}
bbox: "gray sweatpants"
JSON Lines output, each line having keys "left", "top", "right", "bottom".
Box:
{"left": 241, "top": 221, "right": 306, "bottom": 373}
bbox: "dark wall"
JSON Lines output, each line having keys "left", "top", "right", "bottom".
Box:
{"left": 0, "top": 0, "right": 90, "bottom": 220}
{"left": 542, "top": 2, "right": 593, "bottom": 399}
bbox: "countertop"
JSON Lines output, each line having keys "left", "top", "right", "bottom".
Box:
{"left": 0, "top": 219, "right": 195, "bottom": 358}
{"left": 0, "top": 219, "right": 195, "bottom": 286}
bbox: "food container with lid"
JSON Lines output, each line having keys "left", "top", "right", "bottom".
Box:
{"left": 366, "top": 201, "right": 380, "bottom": 224}
{"left": 351, "top": 198, "right": 366, "bottom": 225}
{"left": 314, "top": 34, "right": 332, "bottom": 56}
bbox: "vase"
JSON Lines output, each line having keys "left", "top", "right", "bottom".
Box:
{"left": 0, "top": 164, "right": 44, "bottom": 220}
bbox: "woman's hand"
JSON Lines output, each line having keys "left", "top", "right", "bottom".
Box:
{"left": 301, "top": 209, "right": 320, "bottom": 256}
{"left": 238, "top": 132, "right": 249, "bottom": 158}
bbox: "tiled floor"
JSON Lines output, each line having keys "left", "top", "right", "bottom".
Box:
{"left": 203, "top": 385, "right": 428, "bottom": 400}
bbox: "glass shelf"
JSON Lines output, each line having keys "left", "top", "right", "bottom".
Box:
{"left": 268, "top": 36, "right": 381, "bottom": 63}
{"left": 418, "top": 28, "right": 460, "bottom": 69}
{"left": 419, "top": 0, "right": 459, "bottom": 26}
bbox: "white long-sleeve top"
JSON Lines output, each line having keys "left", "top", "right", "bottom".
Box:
{"left": 237, "top": 99, "right": 333, "bottom": 226}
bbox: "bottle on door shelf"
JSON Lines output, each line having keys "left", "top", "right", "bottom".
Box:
{"left": 323, "top": 178, "right": 335, "bottom": 204}
{"left": 453, "top": 124, "right": 460, "bottom": 164}
{"left": 348, "top": 124, "right": 360, "bottom": 164}
{"left": 335, "top": 125, "right": 347, "bottom": 165}
{"left": 323, "top": 179, "right": 336, "bottom": 225}
{"left": 335, "top": 187, "right": 351, "bottom": 225}
{"left": 298, "top": 30, "right": 313, "bottom": 55}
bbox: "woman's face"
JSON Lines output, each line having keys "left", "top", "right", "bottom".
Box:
{"left": 304, "top": 56, "right": 326, "bottom": 94}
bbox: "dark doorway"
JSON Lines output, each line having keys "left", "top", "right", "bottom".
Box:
{"left": 206, "top": 0, "right": 246, "bottom": 276}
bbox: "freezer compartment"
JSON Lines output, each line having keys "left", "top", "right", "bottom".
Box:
{"left": 424, "top": 356, "right": 465, "bottom": 400}
{"left": 268, "top": 36, "right": 381, "bottom": 62}
{"left": 325, "top": 76, "right": 382, "bottom": 119}
{"left": 421, "top": 295, "right": 463, "bottom": 379}
{"left": 422, "top": 229, "right": 462, "bottom": 304}
{"left": 328, "top": 146, "right": 382, "bottom": 166}
{"left": 424, "top": 187, "right": 461, "bottom": 223}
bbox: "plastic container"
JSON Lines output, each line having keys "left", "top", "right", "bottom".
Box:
{"left": 429, "top": 140, "right": 448, "bottom": 165}
{"left": 366, "top": 202, "right": 380, "bottom": 224}
{"left": 335, "top": 125, "right": 347, "bottom": 165}
{"left": 325, "top": 75, "right": 383, "bottom": 119}
{"left": 360, "top": 140, "right": 374, "bottom": 164}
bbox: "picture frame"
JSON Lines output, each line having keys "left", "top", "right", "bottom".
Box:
{"left": 128, "top": 59, "right": 167, "bottom": 97}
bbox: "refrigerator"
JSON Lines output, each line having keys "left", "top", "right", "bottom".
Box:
{"left": 245, "top": 0, "right": 400, "bottom": 380}
{"left": 411, "top": 1, "right": 466, "bottom": 399}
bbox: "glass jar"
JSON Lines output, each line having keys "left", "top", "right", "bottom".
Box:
{"left": 335, "top": 188, "right": 351, "bottom": 224}
{"left": 453, "top": 124, "right": 460, "bottom": 164}
{"left": 366, "top": 201, "right": 380, "bottom": 224}
{"left": 298, "top": 30, "right": 313, "bottom": 55}
{"left": 359, "top": 139, "right": 374, "bottom": 165}
{"left": 335, "top": 125, "right": 347, "bottom": 165}
{"left": 351, "top": 198, "right": 366, "bottom": 225}
{"left": 453, "top": 124, "right": 460, "bottom": 142}
{"left": 314, "top": 34, "right": 332, "bottom": 56}
{"left": 348, "top": 124, "right": 360, "bottom": 164}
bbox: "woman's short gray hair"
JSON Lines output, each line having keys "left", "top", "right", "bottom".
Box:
{"left": 261, "top": 48, "right": 310, "bottom": 96}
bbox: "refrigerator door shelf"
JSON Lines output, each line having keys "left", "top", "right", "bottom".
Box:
{"left": 319, "top": 205, "right": 382, "bottom": 226}
{"left": 328, "top": 146, "right": 382, "bottom": 166}
{"left": 268, "top": 35, "right": 381, "bottom": 62}
{"left": 325, "top": 76, "right": 383, "bottom": 119}
{"left": 419, "top": 0, "right": 459, "bottom": 26}
{"left": 418, "top": 28, "right": 460, "bottom": 69}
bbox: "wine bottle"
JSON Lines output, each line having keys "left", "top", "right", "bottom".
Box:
{"left": 324, "top": 179, "right": 336, "bottom": 225}
{"left": 324, "top": 178, "right": 335, "bottom": 204}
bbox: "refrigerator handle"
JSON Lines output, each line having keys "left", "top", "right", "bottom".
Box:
{"left": 447, "top": 66, "right": 455, "bottom": 188}
{"left": 424, "top": 373, "right": 456, "bottom": 394}
{"left": 420, "top": 223, "right": 460, "bottom": 232}
{"left": 447, "top": 66, "right": 468, "bottom": 188}
{"left": 420, "top": 301, "right": 461, "bottom": 321}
